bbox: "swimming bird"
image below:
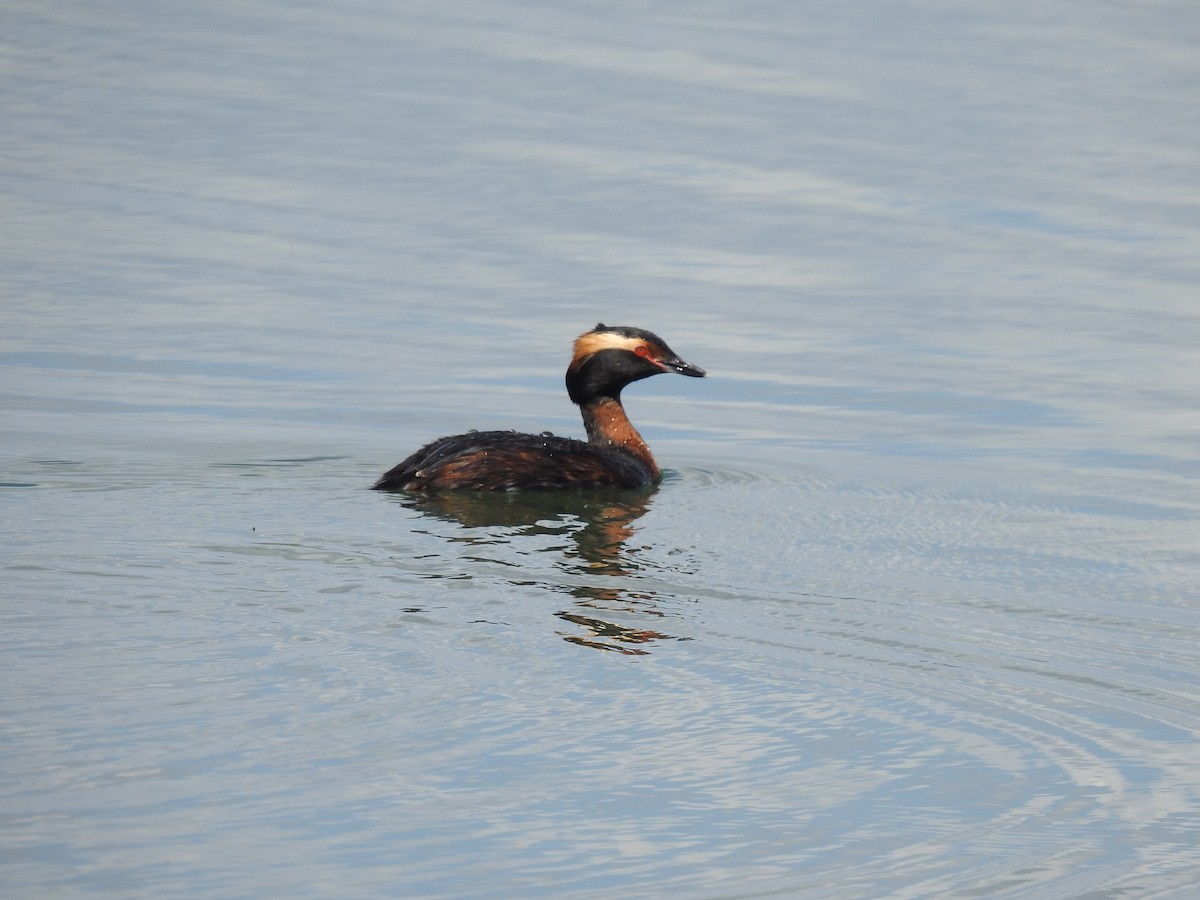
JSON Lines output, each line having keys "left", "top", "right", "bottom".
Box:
{"left": 372, "top": 323, "right": 706, "bottom": 491}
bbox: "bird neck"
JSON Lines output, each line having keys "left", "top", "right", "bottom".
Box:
{"left": 579, "top": 396, "right": 659, "bottom": 476}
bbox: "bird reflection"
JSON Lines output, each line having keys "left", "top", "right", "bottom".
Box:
{"left": 396, "top": 486, "right": 685, "bottom": 653}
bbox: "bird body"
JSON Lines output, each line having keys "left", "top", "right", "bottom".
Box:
{"left": 373, "top": 324, "right": 705, "bottom": 492}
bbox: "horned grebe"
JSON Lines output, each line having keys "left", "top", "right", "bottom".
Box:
{"left": 372, "top": 323, "right": 706, "bottom": 491}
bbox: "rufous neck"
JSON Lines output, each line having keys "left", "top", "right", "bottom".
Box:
{"left": 580, "top": 396, "right": 658, "bottom": 476}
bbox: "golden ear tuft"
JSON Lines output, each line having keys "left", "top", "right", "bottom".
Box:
{"left": 573, "top": 329, "right": 645, "bottom": 361}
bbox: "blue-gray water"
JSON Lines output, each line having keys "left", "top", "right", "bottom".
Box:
{"left": 4, "top": 1, "right": 1199, "bottom": 897}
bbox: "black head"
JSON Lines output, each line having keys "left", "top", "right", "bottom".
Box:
{"left": 565, "top": 323, "right": 706, "bottom": 405}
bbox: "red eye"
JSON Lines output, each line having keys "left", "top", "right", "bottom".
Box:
{"left": 635, "top": 345, "right": 651, "bottom": 358}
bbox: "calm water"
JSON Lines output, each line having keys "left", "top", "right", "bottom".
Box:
{"left": 4, "top": 1, "right": 1200, "bottom": 896}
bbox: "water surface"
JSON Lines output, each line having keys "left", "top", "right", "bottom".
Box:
{"left": 3, "top": 1, "right": 1199, "bottom": 897}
